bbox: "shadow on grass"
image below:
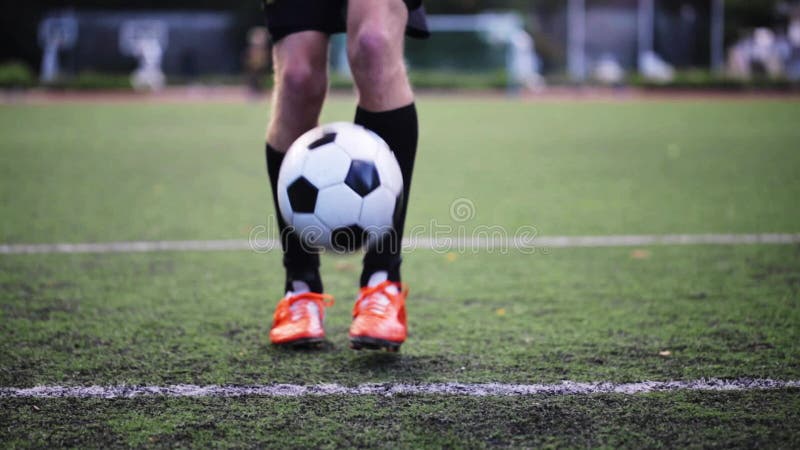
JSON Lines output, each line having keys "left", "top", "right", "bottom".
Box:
{"left": 259, "top": 341, "right": 443, "bottom": 382}
{"left": 264, "top": 340, "right": 337, "bottom": 353}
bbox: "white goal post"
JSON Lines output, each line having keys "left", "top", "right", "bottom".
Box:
{"left": 38, "top": 14, "right": 78, "bottom": 83}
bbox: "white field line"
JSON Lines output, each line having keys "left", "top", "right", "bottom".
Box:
{"left": 1, "top": 379, "right": 798, "bottom": 399}
{"left": 1, "top": 233, "right": 799, "bottom": 255}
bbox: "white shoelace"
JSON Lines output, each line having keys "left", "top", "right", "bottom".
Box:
{"left": 290, "top": 300, "right": 319, "bottom": 322}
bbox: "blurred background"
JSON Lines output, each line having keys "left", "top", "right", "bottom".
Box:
{"left": 1, "top": 0, "right": 800, "bottom": 94}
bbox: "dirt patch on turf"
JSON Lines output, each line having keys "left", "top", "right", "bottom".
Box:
{"left": 42, "top": 330, "right": 113, "bottom": 354}
{"left": 747, "top": 252, "right": 800, "bottom": 291}
{"left": 2, "top": 297, "right": 79, "bottom": 321}
{"left": 751, "top": 263, "right": 800, "bottom": 279}
{"left": 0, "top": 279, "right": 80, "bottom": 321}
{"left": 706, "top": 327, "right": 773, "bottom": 352}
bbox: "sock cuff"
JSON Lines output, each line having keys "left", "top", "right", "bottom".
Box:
{"left": 265, "top": 143, "right": 285, "bottom": 176}
{"left": 354, "top": 103, "right": 418, "bottom": 157}
{"left": 355, "top": 102, "right": 416, "bottom": 122}
{"left": 266, "top": 143, "right": 284, "bottom": 161}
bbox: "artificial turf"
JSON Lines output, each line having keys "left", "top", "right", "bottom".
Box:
{"left": 0, "top": 99, "right": 798, "bottom": 244}
{"left": 1, "top": 244, "right": 799, "bottom": 388}
{"left": 1, "top": 97, "right": 799, "bottom": 447}
{"left": 3, "top": 391, "right": 800, "bottom": 448}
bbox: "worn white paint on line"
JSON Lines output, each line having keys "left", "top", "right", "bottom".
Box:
{"left": 2, "top": 379, "right": 799, "bottom": 399}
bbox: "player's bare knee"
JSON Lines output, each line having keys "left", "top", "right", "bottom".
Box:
{"left": 348, "top": 27, "right": 394, "bottom": 85}
{"left": 279, "top": 62, "right": 327, "bottom": 104}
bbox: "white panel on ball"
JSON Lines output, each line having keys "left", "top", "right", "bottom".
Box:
{"left": 277, "top": 145, "right": 308, "bottom": 192}
{"left": 335, "top": 125, "right": 379, "bottom": 161}
{"left": 320, "top": 122, "right": 351, "bottom": 134}
{"left": 374, "top": 146, "right": 403, "bottom": 196}
{"left": 359, "top": 186, "right": 396, "bottom": 233}
{"left": 291, "top": 213, "right": 331, "bottom": 249}
{"left": 302, "top": 144, "right": 351, "bottom": 189}
{"left": 315, "top": 184, "right": 363, "bottom": 229}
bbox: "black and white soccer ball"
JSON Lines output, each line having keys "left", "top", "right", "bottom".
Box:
{"left": 277, "top": 122, "right": 403, "bottom": 252}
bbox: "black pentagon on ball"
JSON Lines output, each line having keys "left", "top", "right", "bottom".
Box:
{"left": 345, "top": 159, "right": 381, "bottom": 197}
{"left": 330, "top": 225, "right": 367, "bottom": 252}
{"left": 287, "top": 176, "right": 318, "bottom": 213}
{"left": 308, "top": 132, "right": 337, "bottom": 150}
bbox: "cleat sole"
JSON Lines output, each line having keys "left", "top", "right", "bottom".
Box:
{"left": 274, "top": 337, "right": 325, "bottom": 349}
{"left": 349, "top": 336, "right": 403, "bottom": 352}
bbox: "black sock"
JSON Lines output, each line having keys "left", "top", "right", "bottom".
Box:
{"left": 265, "top": 144, "right": 323, "bottom": 293}
{"left": 354, "top": 103, "right": 418, "bottom": 286}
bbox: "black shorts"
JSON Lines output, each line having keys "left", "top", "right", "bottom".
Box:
{"left": 263, "top": 0, "right": 429, "bottom": 42}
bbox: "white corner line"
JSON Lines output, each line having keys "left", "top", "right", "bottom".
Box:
{"left": 1, "top": 233, "right": 799, "bottom": 255}
{"left": 1, "top": 379, "right": 798, "bottom": 399}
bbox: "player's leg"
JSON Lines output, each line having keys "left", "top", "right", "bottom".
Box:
{"left": 349, "top": 0, "right": 418, "bottom": 285}
{"left": 266, "top": 31, "right": 329, "bottom": 294}
{"left": 346, "top": 0, "right": 419, "bottom": 351}
{"left": 347, "top": 0, "right": 414, "bottom": 111}
{"left": 264, "top": 31, "right": 334, "bottom": 346}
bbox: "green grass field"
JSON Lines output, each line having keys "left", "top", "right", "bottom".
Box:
{"left": 1, "top": 97, "right": 800, "bottom": 448}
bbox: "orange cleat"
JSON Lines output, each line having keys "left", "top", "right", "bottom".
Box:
{"left": 349, "top": 281, "right": 408, "bottom": 352}
{"left": 269, "top": 292, "right": 334, "bottom": 347}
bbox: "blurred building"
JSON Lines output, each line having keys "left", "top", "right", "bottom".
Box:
{"left": 38, "top": 10, "right": 238, "bottom": 79}
{"left": 533, "top": 0, "right": 717, "bottom": 80}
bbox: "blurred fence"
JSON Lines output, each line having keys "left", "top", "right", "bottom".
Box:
{"left": 10, "top": 2, "right": 800, "bottom": 90}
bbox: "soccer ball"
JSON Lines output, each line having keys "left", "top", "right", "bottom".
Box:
{"left": 277, "top": 122, "right": 403, "bottom": 252}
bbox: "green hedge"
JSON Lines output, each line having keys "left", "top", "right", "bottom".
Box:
{"left": 3, "top": 69, "right": 504, "bottom": 91}
{"left": 1, "top": 63, "right": 796, "bottom": 92}
{"left": 0, "top": 62, "right": 35, "bottom": 88}
{"left": 628, "top": 70, "right": 798, "bottom": 91}
{"left": 45, "top": 72, "right": 133, "bottom": 90}
{"left": 328, "top": 70, "right": 508, "bottom": 90}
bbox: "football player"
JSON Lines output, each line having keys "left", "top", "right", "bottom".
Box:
{"left": 263, "top": 0, "right": 428, "bottom": 351}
